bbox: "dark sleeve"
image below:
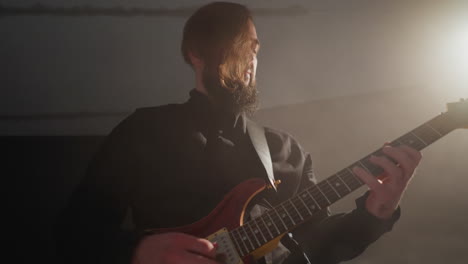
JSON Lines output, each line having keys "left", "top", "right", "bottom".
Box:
{"left": 54, "top": 112, "right": 143, "bottom": 264}
{"left": 291, "top": 153, "right": 401, "bottom": 264}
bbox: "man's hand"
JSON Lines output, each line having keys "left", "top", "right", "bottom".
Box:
{"left": 132, "top": 232, "right": 219, "bottom": 264}
{"left": 353, "top": 144, "right": 422, "bottom": 219}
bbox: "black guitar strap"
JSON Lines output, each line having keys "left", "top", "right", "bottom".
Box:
{"left": 246, "top": 119, "right": 277, "bottom": 192}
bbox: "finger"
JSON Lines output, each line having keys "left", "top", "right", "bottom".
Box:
{"left": 397, "top": 145, "right": 421, "bottom": 182}
{"left": 369, "top": 154, "right": 403, "bottom": 184}
{"left": 382, "top": 146, "right": 413, "bottom": 180}
{"left": 186, "top": 238, "right": 217, "bottom": 259}
{"left": 168, "top": 233, "right": 216, "bottom": 259}
{"left": 352, "top": 166, "right": 381, "bottom": 191}
{"left": 399, "top": 145, "right": 422, "bottom": 164}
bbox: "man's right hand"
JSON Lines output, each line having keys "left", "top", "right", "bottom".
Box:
{"left": 132, "top": 232, "right": 219, "bottom": 264}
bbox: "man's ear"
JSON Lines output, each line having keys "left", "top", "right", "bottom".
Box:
{"left": 188, "top": 51, "right": 204, "bottom": 69}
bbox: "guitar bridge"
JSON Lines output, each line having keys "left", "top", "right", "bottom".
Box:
{"left": 206, "top": 228, "right": 243, "bottom": 264}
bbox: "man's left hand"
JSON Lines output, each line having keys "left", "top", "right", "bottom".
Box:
{"left": 353, "top": 144, "right": 422, "bottom": 219}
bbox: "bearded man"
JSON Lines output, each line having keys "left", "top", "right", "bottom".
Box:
{"left": 55, "top": 2, "right": 421, "bottom": 264}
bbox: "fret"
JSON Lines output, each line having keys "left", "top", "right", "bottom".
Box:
{"left": 337, "top": 169, "right": 361, "bottom": 190}
{"left": 315, "top": 185, "right": 331, "bottom": 205}
{"left": 272, "top": 207, "right": 288, "bottom": 231}
{"left": 428, "top": 114, "right": 455, "bottom": 135}
{"left": 398, "top": 133, "right": 425, "bottom": 150}
{"left": 259, "top": 216, "right": 274, "bottom": 240}
{"left": 414, "top": 125, "right": 441, "bottom": 145}
{"left": 346, "top": 168, "right": 364, "bottom": 185}
{"left": 359, "top": 156, "right": 382, "bottom": 176}
{"left": 300, "top": 190, "right": 319, "bottom": 212}
{"left": 232, "top": 228, "right": 248, "bottom": 256}
{"left": 246, "top": 223, "right": 261, "bottom": 248}
{"left": 289, "top": 199, "right": 304, "bottom": 221}
{"left": 317, "top": 181, "right": 339, "bottom": 203}
{"left": 310, "top": 187, "right": 331, "bottom": 209}
{"left": 291, "top": 196, "right": 311, "bottom": 218}
{"left": 393, "top": 138, "right": 404, "bottom": 146}
{"left": 325, "top": 178, "right": 342, "bottom": 198}
{"left": 425, "top": 122, "right": 443, "bottom": 136}
{"left": 298, "top": 194, "right": 313, "bottom": 215}
{"left": 358, "top": 160, "right": 372, "bottom": 175}
{"left": 252, "top": 218, "right": 267, "bottom": 243}
{"left": 409, "top": 131, "right": 428, "bottom": 146}
{"left": 280, "top": 204, "right": 296, "bottom": 226}
{"left": 264, "top": 211, "right": 281, "bottom": 235}
{"left": 281, "top": 202, "right": 298, "bottom": 224}
{"left": 240, "top": 226, "right": 255, "bottom": 252}
{"left": 335, "top": 173, "right": 352, "bottom": 192}
{"left": 306, "top": 188, "right": 322, "bottom": 210}
{"left": 229, "top": 229, "right": 241, "bottom": 256}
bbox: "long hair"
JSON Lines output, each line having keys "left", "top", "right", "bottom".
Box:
{"left": 181, "top": 2, "right": 254, "bottom": 92}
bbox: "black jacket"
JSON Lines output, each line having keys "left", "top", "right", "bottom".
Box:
{"left": 55, "top": 90, "right": 400, "bottom": 264}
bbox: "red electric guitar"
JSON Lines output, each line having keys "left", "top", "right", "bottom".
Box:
{"left": 145, "top": 99, "right": 468, "bottom": 264}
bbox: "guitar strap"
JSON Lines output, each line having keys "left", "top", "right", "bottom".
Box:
{"left": 246, "top": 118, "right": 277, "bottom": 192}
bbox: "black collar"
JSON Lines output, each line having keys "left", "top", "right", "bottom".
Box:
{"left": 187, "top": 89, "right": 247, "bottom": 135}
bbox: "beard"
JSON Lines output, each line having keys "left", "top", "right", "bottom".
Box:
{"left": 202, "top": 66, "right": 259, "bottom": 116}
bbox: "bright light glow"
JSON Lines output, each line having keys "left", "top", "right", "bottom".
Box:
{"left": 445, "top": 17, "right": 468, "bottom": 79}
{"left": 431, "top": 10, "right": 468, "bottom": 100}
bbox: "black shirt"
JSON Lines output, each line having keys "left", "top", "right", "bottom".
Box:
{"left": 55, "top": 90, "right": 400, "bottom": 264}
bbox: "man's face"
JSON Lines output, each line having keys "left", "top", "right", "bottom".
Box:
{"left": 203, "top": 20, "right": 260, "bottom": 115}
{"left": 244, "top": 20, "right": 259, "bottom": 87}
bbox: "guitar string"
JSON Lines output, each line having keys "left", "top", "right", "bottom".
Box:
{"left": 230, "top": 135, "right": 425, "bottom": 251}
{"left": 229, "top": 116, "right": 453, "bottom": 253}
{"left": 268, "top": 122, "right": 449, "bottom": 226}
{"left": 230, "top": 138, "right": 412, "bottom": 252}
{"left": 230, "top": 169, "right": 361, "bottom": 252}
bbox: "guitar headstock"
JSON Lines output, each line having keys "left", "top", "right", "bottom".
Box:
{"left": 446, "top": 98, "right": 468, "bottom": 129}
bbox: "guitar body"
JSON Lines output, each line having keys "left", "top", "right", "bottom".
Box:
{"left": 145, "top": 178, "right": 283, "bottom": 263}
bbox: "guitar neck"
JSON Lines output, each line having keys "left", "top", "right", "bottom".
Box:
{"left": 229, "top": 111, "right": 460, "bottom": 257}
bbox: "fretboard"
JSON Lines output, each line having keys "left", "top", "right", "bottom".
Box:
{"left": 229, "top": 111, "right": 460, "bottom": 257}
